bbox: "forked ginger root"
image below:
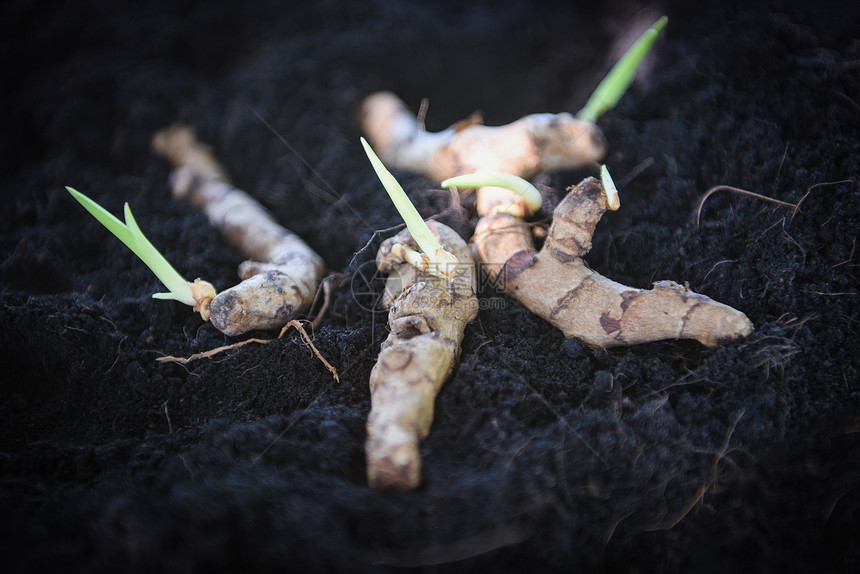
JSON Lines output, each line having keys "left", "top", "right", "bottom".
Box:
{"left": 367, "top": 220, "right": 477, "bottom": 490}
{"left": 153, "top": 125, "right": 325, "bottom": 336}
{"left": 360, "top": 91, "right": 606, "bottom": 183}
{"left": 360, "top": 90, "right": 607, "bottom": 222}
{"left": 473, "top": 177, "right": 753, "bottom": 347}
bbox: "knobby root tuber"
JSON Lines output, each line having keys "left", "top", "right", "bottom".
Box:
{"left": 367, "top": 220, "right": 477, "bottom": 490}
{"left": 359, "top": 89, "right": 605, "bottom": 231}
{"left": 473, "top": 177, "right": 753, "bottom": 347}
{"left": 152, "top": 125, "right": 325, "bottom": 336}
{"left": 359, "top": 91, "right": 606, "bottom": 183}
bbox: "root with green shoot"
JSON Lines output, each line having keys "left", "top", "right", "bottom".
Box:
{"left": 152, "top": 125, "right": 325, "bottom": 336}
{"left": 359, "top": 91, "right": 607, "bottom": 184}
{"left": 472, "top": 176, "right": 753, "bottom": 347}
{"left": 362, "top": 140, "right": 478, "bottom": 490}
{"left": 359, "top": 16, "right": 666, "bottom": 218}
{"left": 367, "top": 221, "right": 477, "bottom": 489}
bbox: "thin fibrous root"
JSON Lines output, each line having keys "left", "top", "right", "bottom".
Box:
{"left": 156, "top": 320, "right": 338, "bottom": 382}
{"left": 473, "top": 177, "right": 753, "bottom": 347}
{"left": 152, "top": 125, "right": 325, "bottom": 336}
{"left": 695, "top": 185, "right": 797, "bottom": 226}
{"left": 279, "top": 319, "right": 339, "bottom": 383}
{"left": 367, "top": 220, "right": 477, "bottom": 490}
{"left": 310, "top": 273, "right": 345, "bottom": 331}
{"left": 157, "top": 338, "right": 271, "bottom": 364}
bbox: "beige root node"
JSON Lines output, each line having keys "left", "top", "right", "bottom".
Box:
{"left": 189, "top": 278, "right": 217, "bottom": 321}
{"left": 366, "top": 220, "right": 477, "bottom": 490}
{"left": 153, "top": 125, "right": 325, "bottom": 336}
{"left": 473, "top": 177, "right": 753, "bottom": 348}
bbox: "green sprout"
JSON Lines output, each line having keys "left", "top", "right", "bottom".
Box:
{"left": 67, "top": 187, "right": 215, "bottom": 310}
{"left": 576, "top": 15, "right": 668, "bottom": 124}
{"left": 361, "top": 138, "right": 459, "bottom": 280}
{"left": 441, "top": 170, "right": 543, "bottom": 213}
{"left": 600, "top": 165, "right": 621, "bottom": 211}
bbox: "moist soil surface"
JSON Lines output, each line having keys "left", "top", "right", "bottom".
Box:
{"left": 2, "top": 1, "right": 859, "bottom": 572}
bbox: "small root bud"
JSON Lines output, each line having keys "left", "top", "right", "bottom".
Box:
{"left": 190, "top": 278, "right": 217, "bottom": 321}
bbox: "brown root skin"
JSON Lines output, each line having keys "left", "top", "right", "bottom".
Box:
{"left": 473, "top": 177, "right": 754, "bottom": 348}
{"left": 152, "top": 125, "right": 325, "bottom": 337}
{"left": 367, "top": 221, "right": 477, "bottom": 490}
{"left": 360, "top": 91, "right": 607, "bottom": 182}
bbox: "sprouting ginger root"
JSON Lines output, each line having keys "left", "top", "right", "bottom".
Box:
{"left": 152, "top": 125, "right": 325, "bottom": 336}
{"left": 473, "top": 177, "right": 753, "bottom": 347}
{"left": 366, "top": 220, "right": 477, "bottom": 490}
{"left": 360, "top": 89, "right": 606, "bottom": 224}
{"left": 360, "top": 91, "right": 607, "bottom": 183}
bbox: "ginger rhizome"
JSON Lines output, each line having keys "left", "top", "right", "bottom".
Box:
{"left": 152, "top": 125, "right": 325, "bottom": 336}
{"left": 358, "top": 89, "right": 605, "bottom": 239}
{"left": 360, "top": 91, "right": 607, "bottom": 183}
{"left": 473, "top": 177, "right": 753, "bottom": 347}
{"left": 366, "top": 221, "right": 477, "bottom": 490}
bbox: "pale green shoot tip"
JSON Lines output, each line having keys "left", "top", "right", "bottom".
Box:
{"left": 600, "top": 165, "right": 621, "bottom": 211}
{"left": 441, "top": 170, "right": 543, "bottom": 213}
{"left": 576, "top": 15, "right": 668, "bottom": 124}
{"left": 360, "top": 138, "right": 459, "bottom": 280}
{"left": 66, "top": 186, "right": 197, "bottom": 306}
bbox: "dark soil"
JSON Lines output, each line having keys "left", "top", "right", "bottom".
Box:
{"left": 2, "top": 0, "right": 859, "bottom": 572}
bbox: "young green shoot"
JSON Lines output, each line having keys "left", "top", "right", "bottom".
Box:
{"left": 67, "top": 187, "right": 216, "bottom": 316}
{"left": 576, "top": 15, "right": 668, "bottom": 124}
{"left": 441, "top": 170, "right": 543, "bottom": 213}
{"left": 361, "top": 137, "right": 459, "bottom": 280}
{"left": 600, "top": 165, "right": 621, "bottom": 211}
